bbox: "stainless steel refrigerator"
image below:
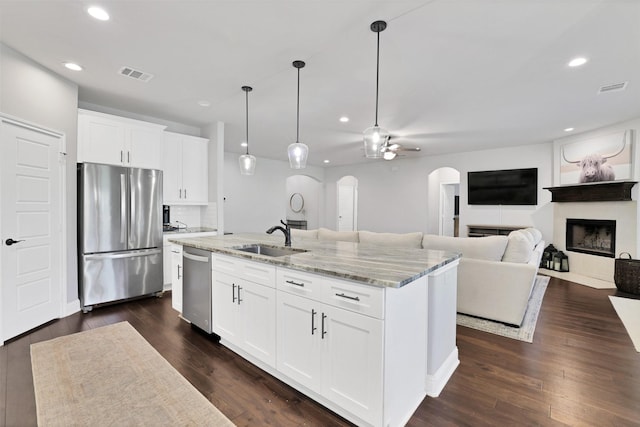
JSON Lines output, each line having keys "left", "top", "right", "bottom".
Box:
{"left": 78, "top": 162, "right": 163, "bottom": 312}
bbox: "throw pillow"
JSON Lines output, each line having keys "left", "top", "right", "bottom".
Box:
{"left": 525, "top": 227, "right": 542, "bottom": 245}
{"left": 318, "top": 227, "right": 359, "bottom": 242}
{"left": 359, "top": 231, "right": 423, "bottom": 248}
{"left": 502, "top": 231, "right": 534, "bottom": 263}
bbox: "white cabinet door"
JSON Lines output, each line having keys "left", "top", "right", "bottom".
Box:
{"left": 128, "top": 125, "right": 163, "bottom": 169}
{"left": 322, "top": 305, "right": 384, "bottom": 425}
{"left": 212, "top": 272, "right": 241, "bottom": 343}
{"left": 163, "top": 243, "right": 171, "bottom": 288}
{"left": 238, "top": 280, "right": 276, "bottom": 367}
{"left": 170, "top": 245, "right": 183, "bottom": 312}
{"left": 181, "top": 136, "right": 208, "bottom": 204}
{"left": 276, "top": 291, "right": 323, "bottom": 392}
{"left": 162, "top": 132, "right": 182, "bottom": 203}
{"left": 78, "top": 112, "right": 125, "bottom": 166}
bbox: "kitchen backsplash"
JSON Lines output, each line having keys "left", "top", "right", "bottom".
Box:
{"left": 200, "top": 202, "right": 217, "bottom": 229}
{"left": 167, "top": 203, "right": 217, "bottom": 229}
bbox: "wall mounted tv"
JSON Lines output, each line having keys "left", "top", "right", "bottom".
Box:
{"left": 467, "top": 168, "right": 538, "bottom": 205}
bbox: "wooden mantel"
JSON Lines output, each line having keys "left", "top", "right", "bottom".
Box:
{"left": 544, "top": 181, "right": 637, "bottom": 202}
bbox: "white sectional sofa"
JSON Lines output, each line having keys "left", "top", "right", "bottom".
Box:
{"left": 292, "top": 227, "right": 544, "bottom": 326}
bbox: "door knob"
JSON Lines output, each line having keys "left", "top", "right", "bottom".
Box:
{"left": 5, "top": 238, "right": 25, "bottom": 246}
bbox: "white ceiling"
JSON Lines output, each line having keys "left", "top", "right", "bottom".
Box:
{"left": 1, "top": 0, "right": 639, "bottom": 167}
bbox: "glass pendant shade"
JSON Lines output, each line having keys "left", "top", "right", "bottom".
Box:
{"left": 287, "top": 142, "right": 309, "bottom": 169}
{"left": 239, "top": 153, "right": 256, "bottom": 175}
{"left": 363, "top": 125, "right": 389, "bottom": 158}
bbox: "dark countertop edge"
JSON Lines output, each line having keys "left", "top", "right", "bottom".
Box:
{"left": 168, "top": 236, "right": 461, "bottom": 288}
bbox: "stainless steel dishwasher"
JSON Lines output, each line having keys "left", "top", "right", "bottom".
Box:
{"left": 182, "top": 247, "right": 212, "bottom": 333}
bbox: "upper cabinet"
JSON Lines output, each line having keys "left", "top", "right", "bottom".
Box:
{"left": 162, "top": 131, "right": 209, "bottom": 205}
{"left": 77, "top": 109, "right": 167, "bottom": 170}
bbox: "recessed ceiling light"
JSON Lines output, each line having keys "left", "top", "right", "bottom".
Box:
{"left": 240, "top": 142, "right": 248, "bottom": 148}
{"left": 568, "top": 57, "right": 587, "bottom": 67}
{"left": 87, "top": 6, "right": 109, "bottom": 21}
{"left": 339, "top": 116, "right": 349, "bottom": 123}
{"left": 564, "top": 127, "right": 574, "bottom": 132}
{"left": 323, "top": 159, "right": 330, "bottom": 164}
{"left": 197, "top": 100, "right": 211, "bottom": 107}
{"left": 63, "top": 62, "right": 83, "bottom": 71}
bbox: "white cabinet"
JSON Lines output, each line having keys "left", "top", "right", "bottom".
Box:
{"left": 211, "top": 254, "right": 276, "bottom": 367}
{"left": 162, "top": 131, "right": 208, "bottom": 205}
{"left": 276, "top": 272, "right": 384, "bottom": 425}
{"left": 77, "top": 109, "right": 165, "bottom": 169}
{"left": 170, "top": 245, "right": 183, "bottom": 313}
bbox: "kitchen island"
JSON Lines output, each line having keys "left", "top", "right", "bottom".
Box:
{"left": 169, "top": 233, "right": 460, "bottom": 427}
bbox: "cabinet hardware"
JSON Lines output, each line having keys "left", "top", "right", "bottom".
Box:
{"left": 120, "top": 150, "right": 123, "bottom": 163}
{"left": 237, "top": 285, "right": 242, "bottom": 304}
{"left": 286, "top": 279, "right": 305, "bottom": 287}
{"left": 335, "top": 292, "right": 360, "bottom": 302}
{"left": 127, "top": 151, "right": 130, "bottom": 163}
{"left": 184, "top": 189, "right": 187, "bottom": 199}
{"left": 177, "top": 264, "right": 181, "bottom": 280}
{"left": 5, "top": 238, "right": 25, "bottom": 246}
{"left": 321, "top": 313, "right": 327, "bottom": 339}
{"left": 179, "top": 189, "right": 182, "bottom": 199}
{"left": 311, "top": 309, "right": 317, "bottom": 335}
{"left": 232, "top": 283, "right": 236, "bottom": 303}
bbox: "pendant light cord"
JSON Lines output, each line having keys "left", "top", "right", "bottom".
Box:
{"left": 245, "top": 89, "right": 249, "bottom": 155}
{"left": 374, "top": 29, "right": 380, "bottom": 127}
{"left": 296, "top": 66, "right": 300, "bottom": 144}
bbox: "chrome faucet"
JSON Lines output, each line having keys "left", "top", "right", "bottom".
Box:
{"left": 266, "top": 220, "right": 291, "bottom": 246}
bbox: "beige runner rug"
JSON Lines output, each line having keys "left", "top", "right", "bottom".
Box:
{"left": 609, "top": 296, "right": 640, "bottom": 352}
{"left": 31, "top": 321, "right": 235, "bottom": 426}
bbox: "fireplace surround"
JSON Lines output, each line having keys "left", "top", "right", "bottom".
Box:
{"left": 566, "top": 218, "right": 616, "bottom": 258}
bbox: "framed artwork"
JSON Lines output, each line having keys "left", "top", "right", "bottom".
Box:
{"left": 558, "top": 129, "right": 634, "bottom": 185}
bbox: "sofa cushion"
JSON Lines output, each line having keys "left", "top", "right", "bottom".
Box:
{"left": 318, "top": 227, "right": 359, "bottom": 242}
{"left": 291, "top": 229, "right": 318, "bottom": 240}
{"left": 502, "top": 231, "right": 534, "bottom": 263}
{"left": 359, "top": 231, "right": 423, "bottom": 248}
{"left": 422, "top": 234, "right": 508, "bottom": 262}
{"left": 524, "top": 227, "right": 542, "bottom": 245}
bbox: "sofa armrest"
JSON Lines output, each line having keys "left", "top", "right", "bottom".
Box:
{"left": 457, "top": 258, "right": 539, "bottom": 326}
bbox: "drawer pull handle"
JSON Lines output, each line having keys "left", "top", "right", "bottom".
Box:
{"left": 237, "top": 286, "right": 242, "bottom": 305}
{"left": 232, "top": 283, "right": 237, "bottom": 303}
{"left": 177, "top": 265, "right": 181, "bottom": 280}
{"left": 335, "top": 292, "right": 360, "bottom": 302}
{"left": 311, "top": 309, "right": 317, "bottom": 335}
{"left": 321, "top": 313, "right": 327, "bottom": 339}
{"left": 286, "top": 279, "right": 305, "bottom": 287}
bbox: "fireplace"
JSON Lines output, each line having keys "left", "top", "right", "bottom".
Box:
{"left": 566, "top": 219, "right": 616, "bottom": 258}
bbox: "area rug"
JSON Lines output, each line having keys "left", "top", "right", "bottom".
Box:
{"left": 609, "top": 296, "right": 640, "bottom": 352}
{"left": 456, "top": 275, "right": 549, "bottom": 343}
{"left": 31, "top": 321, "right": 235, "bottom": 426}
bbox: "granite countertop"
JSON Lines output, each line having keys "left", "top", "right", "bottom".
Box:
{"left": 163, "top": 226, "right": 217, "bottom": 235}
{"left": 168, "top": 233, "right": 460, "bottom": 288}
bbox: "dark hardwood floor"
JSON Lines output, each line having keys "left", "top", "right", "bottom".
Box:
{"left": 2, "top": 276, "right": 639, "bottom": 426}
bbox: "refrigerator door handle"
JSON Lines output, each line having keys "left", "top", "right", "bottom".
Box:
{"left": 120, "top": 173, "right": 127, "bottom": 244}
{"left": 85, "top": 248, "right": 162, "bottom": 260}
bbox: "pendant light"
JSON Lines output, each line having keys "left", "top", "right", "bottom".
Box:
{"left": 363, "top": 20, "right": 389, "bottom": 159}
{"left": 287, "top": 60, "right": 309, "bottom": 169}
{"left": 238, "top": 85, "right": 256, "bottom": 175}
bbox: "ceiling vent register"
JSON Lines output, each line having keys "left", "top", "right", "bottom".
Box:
{"left": 598, "top": 81, "right": 627, "bottom": 94}
{"left": 119, "top": 66, "right": 154, "bottom": 82}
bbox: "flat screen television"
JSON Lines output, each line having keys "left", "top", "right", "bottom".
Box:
{"left": 467, "top": 168, "right": 538, "bottom": 205}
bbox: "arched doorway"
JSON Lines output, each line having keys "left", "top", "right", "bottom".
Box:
{"left": 337, "top": 176, "right": 358, "bottom": 232}
{"left": 428, "top": 168, "right": 460, "bottom": 236}
{"left": 285, "top": 175, "right": 322, "bottom": 230}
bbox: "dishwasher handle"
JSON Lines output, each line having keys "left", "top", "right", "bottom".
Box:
{"left": 183, "top": 251, "right": 210, "bottom": 263}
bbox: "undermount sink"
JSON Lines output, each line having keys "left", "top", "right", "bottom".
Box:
{"left": 231, "top": 244, "right": 308, "bottom": 257}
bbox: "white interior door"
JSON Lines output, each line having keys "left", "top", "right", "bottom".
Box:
{"left": 1, "top": 118, "right": 62, "bottom": 343}
{"left": 439, "top": 183, "right": 458, "bottom": 237}
{"left": 337, "top": 182, "right": 357, "bottom": 232}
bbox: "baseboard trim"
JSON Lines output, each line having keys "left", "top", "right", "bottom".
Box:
{"left": 426, "top": 347, "right": 459, "bottom": 397}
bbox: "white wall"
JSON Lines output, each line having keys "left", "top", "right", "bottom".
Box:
{"left": 285, "top": 175, "right": 323, "bottom": 230}
{"left": 323, "top": 142, "right": 554, "bottom": 242}
{"left": 0, "top": 43, "right": 79, "bottom": 304}
{"left": 223, "top": 152, "right": 324, "bottom": 234}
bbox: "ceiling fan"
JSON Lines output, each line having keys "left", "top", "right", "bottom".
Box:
{"left": 380, "top": 137, "right": 421, "bottom": 160}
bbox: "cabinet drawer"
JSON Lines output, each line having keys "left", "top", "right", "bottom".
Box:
{"left": 322, "top": 278, "right": 385, "bottom": 319}
{"left": 212, "top": 254, "right": 276, "bottom": 287}
{"left": 276, "top": 268, "right": 324, "bottom": 300}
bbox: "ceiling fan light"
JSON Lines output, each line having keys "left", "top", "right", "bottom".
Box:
{"left": 383, "top": 150, "right": 396, "bottom": 161}
{"left": 239, "top": 153, "right": 256, "bottom": 175}
{"left": 363, "top": 126, "right": 388, "bottom": 158}
{"left": 288, "top": 142, "right": 309, "bottom": 169}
